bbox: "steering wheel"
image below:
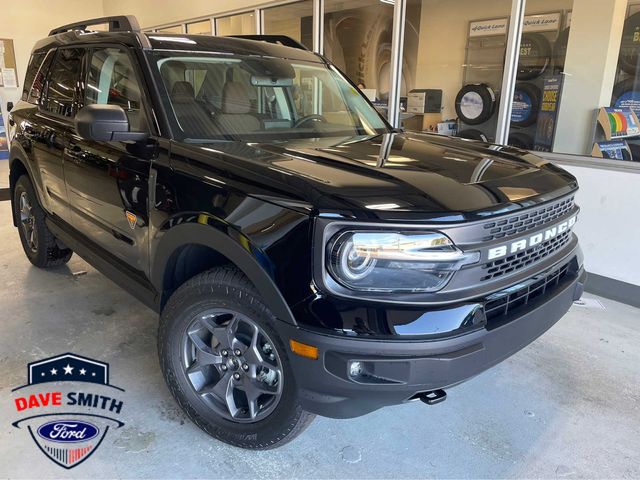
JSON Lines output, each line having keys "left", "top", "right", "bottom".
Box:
{"left": 293, "top": 114, "right": 328, "bottom": 128}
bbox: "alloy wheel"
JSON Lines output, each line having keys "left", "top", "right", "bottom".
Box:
{"left": 19, "top": 191, "right": 38, "bottom": 252}
{"left": 181, "top": 309, "right": 283, "bottom": 423}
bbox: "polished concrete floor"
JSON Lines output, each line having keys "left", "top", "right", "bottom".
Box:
{"left": 0, "top": 199, "right": 639, "bottom": 479}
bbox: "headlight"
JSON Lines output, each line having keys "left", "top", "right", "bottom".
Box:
{"left": 327, "top": 231, "right": 479, "bottom": 293}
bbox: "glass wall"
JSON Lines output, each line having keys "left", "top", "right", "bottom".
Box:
{"left": 141, "top": 0, "right": 640, "bottom": 166}
{"left": 500, "top": 0, "right": 640, "bottom": 163}
{"left": 216, "top": 12, "right": 257, "bottom": 36}
{"left": 323, "top": 0, "right": 395, "bottom": 103}
{"left": 186, "top": 19, "right": 212, "bottom": 35}
{"left": 402, "top": 0, "right": 513, "bottom": 136}
{"left": 504, "top": 1, "right": 573, "bottom": 151}
{"left": 156, "top": 25, "right": 183, "bottom": 34}
{"left": 264, "top": 1, "right": 313, "bottom": 50}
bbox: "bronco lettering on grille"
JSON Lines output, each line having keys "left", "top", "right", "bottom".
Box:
{"left": 487, "top": 216, "right": 577, "bottom": 260}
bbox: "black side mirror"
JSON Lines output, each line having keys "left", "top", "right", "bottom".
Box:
{"left": 75, "top": 104, "right": 148, "bottom": 142}
{"left": 7, "top": 101, "right": 14, "bottom": 112}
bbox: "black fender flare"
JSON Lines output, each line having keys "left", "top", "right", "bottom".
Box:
{"left": 150, "top": 221, "right": 298, "bottom": 326}
{"left": 7, "top": 142, "right": 41, "bottom": 226}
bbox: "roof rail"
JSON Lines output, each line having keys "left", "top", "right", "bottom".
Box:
{"left": 228, "top": 35, "right": 309, "bottom": 51}
{"left": 49, "top": 15, "right": 141, "bottom": 36}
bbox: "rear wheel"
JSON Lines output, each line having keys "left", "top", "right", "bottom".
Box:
{"left": 13, "top": 175, "right": 72, "bottom": 268}
{"left": 158, "top": 266, "right": 314, "bottom": 449}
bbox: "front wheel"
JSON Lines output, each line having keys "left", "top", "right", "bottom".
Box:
{"left": 13, "top": 175, "right": 72, "bottom": 268}
{"left": 158, "top": 267, "right": 314, "bottom": 449}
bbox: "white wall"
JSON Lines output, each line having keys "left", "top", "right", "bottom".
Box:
{"left": 0, "top": 0, "right": 104, "bottom": 111}
{"left": 102, "top": 0, "right": 265, "bottom": 28}
{"left": 562, "top": 165, "right": 640, "bottom": 286}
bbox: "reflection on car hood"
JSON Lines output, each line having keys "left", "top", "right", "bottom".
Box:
{"left": 174, "top": 132, "right": 578, "bottom": 222}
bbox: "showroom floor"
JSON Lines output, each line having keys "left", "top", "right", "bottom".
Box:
{"left": 0, "top": 199, "right": 638, "bottom": 479}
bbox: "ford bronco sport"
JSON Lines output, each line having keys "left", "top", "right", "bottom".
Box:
{"left": 8, "top": 15, "right": 585, "bottom": 449}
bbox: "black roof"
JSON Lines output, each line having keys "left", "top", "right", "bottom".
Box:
{"left": 32, "top": 31, "right": 320, "bottom": 63}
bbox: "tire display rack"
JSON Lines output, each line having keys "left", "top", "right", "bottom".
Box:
{"left": 456, "top": 13, "right": 570, "bottom": 150}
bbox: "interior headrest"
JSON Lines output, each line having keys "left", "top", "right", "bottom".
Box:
{"left": 171, "top": 81, "right": 195, "bottom": 103}
{"left": 222, "top": 82, "right": 252, "bottom": 114}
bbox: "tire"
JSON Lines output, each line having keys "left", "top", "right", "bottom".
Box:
{"left": 508, "top": 132, "right": 534, "bottom": 150}
{"left": 457, "top": 129, "right": 489, "bottom": 142}
{"left": 612, "top": 79, "right": 640, "bottom": 115}
{"left": 517, "top": 33, "right": 551, "bottom": 80}
{"left": 158, "top": 266, "right": 315, "bottom": 450}
{"left": 552, "top": 27, "right": 570, "bottom": 74}
{"left": 511, "top": 82, "right": 541, "bottom": 127}
{"left": 629, "top": 142, "right": 640, "bottom": 162}
{"left": 619, "top": 12, "right": 640, "bottom": 75}
{"left": 13, "top": 175, "right": 73, "bottom": 268}
{"left": 455, "top": 84, "right": 496, "bottom": 125}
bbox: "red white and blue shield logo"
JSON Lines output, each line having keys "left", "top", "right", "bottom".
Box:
{"left": 11, "top": 353, "right": 126, "bottom": 469}
{"left": 15, "top": 414, "right": 123, "bottom": 469}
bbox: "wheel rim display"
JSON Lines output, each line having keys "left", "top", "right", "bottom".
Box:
{"left": 181, "top": 309, "right": 283, "bottom": 423}
{"left": 19, "top": 191, "right": 37, "bottom": 252}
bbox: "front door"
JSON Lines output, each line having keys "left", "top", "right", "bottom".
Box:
{"left": 63, "top": 47, "right": 155, "bottom": 276}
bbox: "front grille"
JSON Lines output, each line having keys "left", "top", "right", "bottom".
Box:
{"left": 484, "top": 262, "right": 571, "bottom": 322}
{"left": 481, "top": 195, "right": 575, "bottom": 242}
{"left": 481, "top": 230, "right": 572, "bottom": 281}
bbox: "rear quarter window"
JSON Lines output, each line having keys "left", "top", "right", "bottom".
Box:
{"left": 23, "top": 50, "right": 54, "bottom": 105}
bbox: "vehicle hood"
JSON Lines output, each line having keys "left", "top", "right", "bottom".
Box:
{"left": 173, "top": 132, "right": 577, "bottom": 222}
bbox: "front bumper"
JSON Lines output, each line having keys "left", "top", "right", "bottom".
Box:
{"left": 276, "top": 264, "right": 586, "bottom": 419}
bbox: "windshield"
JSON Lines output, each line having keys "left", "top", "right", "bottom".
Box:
{"left": 150, "top": 52, "right": 390, "bottom": 142}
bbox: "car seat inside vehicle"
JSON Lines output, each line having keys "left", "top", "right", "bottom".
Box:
{"left": 215, "top": 81, "right": 261, "bottom": 135}
{"left": 170, "top": 80, "right": 221, "bottom": 138}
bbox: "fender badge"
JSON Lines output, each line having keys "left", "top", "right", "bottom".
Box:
{"left": 125, "top": 211, "right": 137, "bottom": 230}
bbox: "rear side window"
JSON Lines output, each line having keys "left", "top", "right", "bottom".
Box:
{"left": 21, "top": 52, "right": 45, "bottom": 102}
{"left": 23, "top": 50, "right": 54, "bottom": 104}
{"left": 41, "top": 48, "right": 84, "bottom": 117}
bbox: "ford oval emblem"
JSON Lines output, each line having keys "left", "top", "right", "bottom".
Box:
{"left": 37, "top": 420, "right": 99, "bottom": 443}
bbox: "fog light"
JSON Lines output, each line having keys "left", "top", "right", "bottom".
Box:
{"left": 349, "top": 361, "right": 364, "bottom": 378}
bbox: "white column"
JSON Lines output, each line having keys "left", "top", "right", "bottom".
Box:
{"left": 388, "top": 0, "right": 407, "bottom": 129}
{"left": 554, "top": 0, "right": 628, "bottom": 154}
{"left": 495, "top": 0, "right": 526, "bottom": 145}
{"left": 312, "top": 0, "right": 324, "bottom": 55}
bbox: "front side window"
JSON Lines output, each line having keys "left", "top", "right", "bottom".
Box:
{"left": 41, "top": 48, "right": 84, "bottom": 117}
{"left": 151, "top": 53, "right": 389, "bottom": 142}
{"left": 84, "top": 48, "right": 146, "bottom": 131}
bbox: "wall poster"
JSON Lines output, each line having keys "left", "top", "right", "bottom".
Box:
{"left": 0, "top": 38, "right": 19, "bottom": 88}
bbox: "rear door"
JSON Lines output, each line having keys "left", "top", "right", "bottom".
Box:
{"left": 63, "top": 46, "right": 154, "bottom": 275}
{"left": 31, "top": 47, "right": 84, "bottom": 222}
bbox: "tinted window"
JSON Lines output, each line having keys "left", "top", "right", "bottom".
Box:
{"left": 25, "top": 50, "right": 55, "bottom": 105}
{"left": 22, "top": 52, "right": 45, "bottom": 102}
{"left": 85, "top": 48, "right": 146, "bottom": 130}
{"left": 42, "top": 48, "right": 84, "bottom": 117}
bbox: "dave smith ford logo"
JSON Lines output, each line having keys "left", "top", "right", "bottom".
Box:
{"left": 11, "top": 353, "right": 125, "bottom": 469}
{"left": 487, "top": 215, "right": 577, "bottom": 260}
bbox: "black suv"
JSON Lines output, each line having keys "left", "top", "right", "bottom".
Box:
{"left": 8, "top": 16, "right": 585, "bottom": 449}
